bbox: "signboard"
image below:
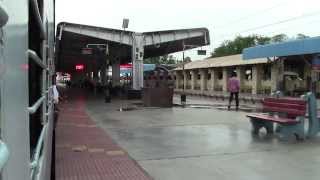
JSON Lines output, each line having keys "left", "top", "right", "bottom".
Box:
{"left": 122, "top": 18, "right": 129, "bottom": 29}
{"left": 75, "top": 64, "right": 84, "bottom": 71}
{"left": 120, "top": 63, "right": 132, "bottom": 69}
{"left": 81, "top": 48, "right": 93, "bottom": 55}
{"left": 197, "top": 50, "right": 206, "bottom": 55}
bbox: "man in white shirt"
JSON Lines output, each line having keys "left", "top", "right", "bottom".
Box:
{"left": 53, "top": 84, "right": 59, "bottom": 104}
{"left": 53, "top": 80, "right": 60, "bottom": 128}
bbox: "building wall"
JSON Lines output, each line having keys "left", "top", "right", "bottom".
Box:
{"left": 175, "top": 63, "right": 276, "bottom": 95}
{"left": 175, "top": 58, "right": 320, "bottom": 97}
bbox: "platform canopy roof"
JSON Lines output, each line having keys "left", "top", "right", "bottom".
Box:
{"left": 243, "top": 36, "right": 320, "bottom": 60}
{"left": 175, "top": 54, "right": 268, "bottom": 70}
{"left": 56, "top": 22, "right": 210, "bottom": 73}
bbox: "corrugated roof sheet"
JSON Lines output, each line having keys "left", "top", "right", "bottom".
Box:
{"left": 175, "top": 54, "right": 268, "bottom": 70}
{"left": 243, "top": 36, "right": 320, "bottom": 59}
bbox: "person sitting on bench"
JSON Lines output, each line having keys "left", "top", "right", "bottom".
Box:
{"left": 228, "top": 71, "right": 240, "bottom": 111}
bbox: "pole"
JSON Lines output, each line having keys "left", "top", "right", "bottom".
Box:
{"left": 181, "top": 42, "right": 186, "bottom": 105}
{"left": 182, "top": 47, "right": 185, "bottom": 93}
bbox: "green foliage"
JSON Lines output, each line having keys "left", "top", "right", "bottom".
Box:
{"left": 144, "top": 54, "right": 177, "bottom": 65}
{"left": 211, "top": 35, "right": 268, "bottom": 57}
{"left": 211, "top": 33, "right": 308, "bottom": 58}
{"left": 271, "top": 34, "right": 288, "bottom": 42}
{"left": 184, "top": 57, "right": 192, "bottom": 63}
{"left": 296, "top": 33, "right": 309, "bottom": 40}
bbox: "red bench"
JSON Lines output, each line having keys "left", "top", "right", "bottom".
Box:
{"left": 247, "top": 97, "right": 307, "bottom": 139}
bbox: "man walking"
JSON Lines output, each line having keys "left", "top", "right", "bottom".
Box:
{"left": 228, "top": 71, "right": 240, "bottom": 111}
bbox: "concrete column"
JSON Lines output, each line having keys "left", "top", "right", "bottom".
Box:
{"left": 112, "top": 61, "right": 120, "bottom": 87}
{"left": 183, "top": 71, "right": 188, "bottom": 90}
{"left": 222, "top": 67, "right": 228, "bottom": 92}
{"left": 200, "top": 69, "right": 207, "bottom": 91}
{"left": 132, "top": 34, "right": 144, "bottom": 90}
{"left": 236, "top": 66, "right": 244, "bottom": 91}
{"left": 175, "top": 72, "right": 181, "bottom": 89}
{"left": 252, "top": 65, "right": 262, "bottom": 95}
{"left": 271, "top": 60, "right": 284, "bottom": 92}
{"left": 191, "top": 70, "right": 197, "bottom": 90}
{"left": 210, "top": 69, "right": 216, "bottom": 91}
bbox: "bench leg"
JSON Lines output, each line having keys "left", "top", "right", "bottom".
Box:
{"left": 277, "top": 122, "right": 305, "bottom": 141}
{"left": 250, "top": 118, "right": 274, "bottom": 135}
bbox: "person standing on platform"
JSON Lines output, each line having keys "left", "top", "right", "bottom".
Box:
{"left": 228, "top": 71, "right": 240, "bottom": 111}
{"left": 53, "top": 78, "right": 60, "bottom": 128}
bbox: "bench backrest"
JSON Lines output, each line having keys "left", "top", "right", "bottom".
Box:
{"left": 262, "top": 97, "right": 307, "bottom": 118}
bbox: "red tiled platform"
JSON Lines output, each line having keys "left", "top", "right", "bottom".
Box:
{"left": 56, "top": 90, "right": 152, "bottom": 180}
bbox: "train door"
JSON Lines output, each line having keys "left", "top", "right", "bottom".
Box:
{"left": 0, "top": 0, "right": 55, "bottom": 180}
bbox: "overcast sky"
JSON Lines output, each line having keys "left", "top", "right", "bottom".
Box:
{"left": 56, "top": 0, "right": 320, "bottom": 60}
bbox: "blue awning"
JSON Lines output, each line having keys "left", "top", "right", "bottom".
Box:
{"left": 243, "top": 36, "right": 320, "bottom": 60}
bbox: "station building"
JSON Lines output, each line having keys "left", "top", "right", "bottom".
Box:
{"left": 173, "top": 53, "right": 320, "bottom": 97}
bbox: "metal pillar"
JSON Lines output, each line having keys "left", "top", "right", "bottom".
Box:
{"left": 112, "top": 61, "right": 120, "bottom": 87}
{"left": 101, "top": 66, "right": 107, "bottom": 86}
{"left": 132, "top": 34, "right": 144, "bottom": 90}
{"left": 93, "top": 71, "right": 98, "bottom": 94}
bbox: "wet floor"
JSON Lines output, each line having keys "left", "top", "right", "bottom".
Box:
{"left": 85, "top": 94, "right": 320, "bottom": 180}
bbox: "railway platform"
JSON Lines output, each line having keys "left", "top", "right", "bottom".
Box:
{"left": 55, "top": 89, "right": 152, "bottom": 180}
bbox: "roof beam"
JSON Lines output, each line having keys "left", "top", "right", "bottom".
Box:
{"left": 61, "top": 23, "right": 134, "bottom": 46}
{"left": 143, "top": 28, "right": 209, "bottom": 46}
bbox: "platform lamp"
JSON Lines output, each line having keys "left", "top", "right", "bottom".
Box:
{"left": 122, "top": 18, "right": 129, "bottom": 31}
{"left": 181, "top": 43, "right": 206, "bottom": 105}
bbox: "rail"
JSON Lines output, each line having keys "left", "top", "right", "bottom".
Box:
{"left": 0, "top": 141, "right": 9, "bottom": 171}
{"left": 28, "top": 96, "right": 45, "bottom": 114}
{"left": 30, "top": 0, "right": 46, "bottom": 39}
{"left": 30, "top": 124, "right": 47, "bottom": 179}
{"left": 27, "top": 50, "right": 47, "bottom": 70}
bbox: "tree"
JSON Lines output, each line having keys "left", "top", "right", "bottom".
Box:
{"left": 184, "top": 57, "right": 192, "bottom": 63}
{"left": 211, "top": 33, "right": 310, "bottom": 58}
{"left": 211, "top": 35, "right": 263, "bottom": 57}
{"left": 271, "top": 34, "right": 288, "bottom": 43}
{"left": 296, "top": 33, "right": 309, "bottom": 40}
{"left": 144, "top": 56, "right": 161, "bottom": 64}
{"left": 255, "top": 35, "right": 271, "bottom": 45}
{"left": 144, "top": 54, "right": 177, "bottom": 65}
